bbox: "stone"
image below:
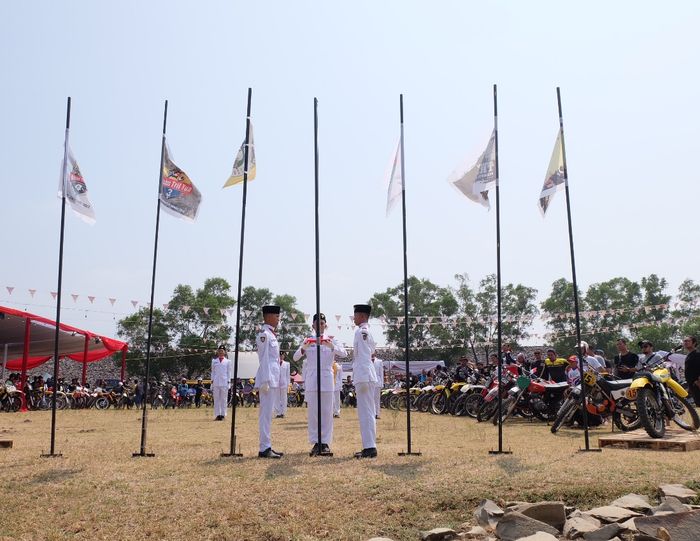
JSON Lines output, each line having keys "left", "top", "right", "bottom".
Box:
{"left": 658, "top": 484, "right": 697, "bottom": 503}
{"left": 632, "top": 536, "right": 663, "bottom": 541}
{"left": 495, "top": 512, "right": 559, "bottom": 541}
{"left": 420, "top": 527, "right": 457, "bottom": 541}
{"left": 461, "top": 526, "right": 487, "bottom": 538}
{"left": 474, "top": 499, "right": 505, "bottom": 528}
{"left": 563, "top": 513, "right": 602, "bottom": 538}
{"left": 584, "top": 506, "right": 642, "bottom": 523}
{"left": 608, "top": 494, "right": 652, "bottom": 514}
{"left": 635, "top": 510, "right": 700, "bottom": 541}
{"left": 654, "top": 527, "right": 670, "bottom": 541}
{"left": 513, "top": 532, "right": 559, "bottom": 541}
{"left": 582, "top": 522, "right": 622, "bottom": 541}
{"left": 515, "top": 502, "right": 567, "bottom": 532}
{"left": 652, "top": 496, "right": 689, "bottom": 514}
{"left": 618, "top": 518, "right": 637, "bottom": 532}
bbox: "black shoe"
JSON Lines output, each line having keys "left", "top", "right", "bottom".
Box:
{"left": 271, "top": 449, "right": 284, "bottom": 457}
{"left": 354, "top": 447, "right": 377, "bottom": 459}
{"left": 375, "top": 415, "right": 380, "bottom": 419}
{"left": 275, "top": 414, "right": 283, "bottom": 418}
{"left": 333, "top": 414, "right": 340, "bottom": 418}
{"left": 258, "top": 448, "right": 282, "bottom": 459}
{"left": 320, "top": 444, "right": 331, "bottom": 454}
{"left": 214, "top": 415, "right": 223, "bottom": 421}
{"left": 309, "top": 443, "right": 320, "bottom": 457}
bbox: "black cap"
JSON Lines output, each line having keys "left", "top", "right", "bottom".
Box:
{"left": 262, "top": 305, "right": 281, "bottom": 315}
{"left": 353, "top": 304, "right": 371, "bottom": 315}
{"left": 217, "top": 344, "right": 227, "bottom": 351}
{"left": 312, "top": 313, "right": 326, "bottom": 322}
{"left": 638, "top": 340, "right": 653, "bottom": 348}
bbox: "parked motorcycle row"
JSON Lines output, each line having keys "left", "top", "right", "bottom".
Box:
{"left": 379, "top": 353, "right": 699, "bottom": 439}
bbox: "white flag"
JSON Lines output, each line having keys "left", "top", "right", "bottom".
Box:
{"left": 538, "top": 130, "right": 566, "bottom": 216}
{"left": 448, "top": 129, "right": 496, "bottom": 209}
{"left": 223, "top": 123, "right": 256, "bottom": 188}
{"left": 59, "top": 144, "right": 96, "bottom": 224}
{"left": 385, "top": 136, "right": 403, "bottom": 216}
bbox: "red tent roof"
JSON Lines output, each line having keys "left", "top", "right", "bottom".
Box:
{"left": 0, "top": 305, "right": 127, "bottom": 370}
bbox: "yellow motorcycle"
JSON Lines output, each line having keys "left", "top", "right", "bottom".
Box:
{"left": 629, "top": 354, "right": 700, "bottom": 438}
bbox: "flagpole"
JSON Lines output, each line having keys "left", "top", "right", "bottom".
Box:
{"left": 557, "top": 88, "right": 598, "bottom": 453}
{"left": 312, "top": 97, "right": 330, "bottom": 457}
{"left": 398, "top": 94, "right": 420, "bottom": 457}
{"left": 133, "top": 100, "right": 168, "bottom": 458}
{"left": 223, "top": 88, "right": 252, "bottom": 458}
{"left": 41, "top": 97, "right": 71, "bottom": 459}
{"left": 489, "top": 84, "right": 511, "bottom": 456}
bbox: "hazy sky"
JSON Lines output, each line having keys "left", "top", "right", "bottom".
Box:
{"left": 2, "top": 1, "right": 698, "bottom": 349}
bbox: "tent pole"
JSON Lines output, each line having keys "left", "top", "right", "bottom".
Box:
{"left": 81, "top": 335, "right": 89, "bottom": 386}
{"left": 1, "top": 344, "right": 7, "bottom": 382}
{"left": 20, "top": 318, "right": 31, "bottom": 412}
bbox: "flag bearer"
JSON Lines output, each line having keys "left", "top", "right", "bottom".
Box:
{"left": 210, "top": 345, "right": 231, "bottom": 421}
{"left": 352, "top": 304, "right": 378, "bottom": 458}
{"left": 255, "top": 305, "right": 283, "bottom": 459}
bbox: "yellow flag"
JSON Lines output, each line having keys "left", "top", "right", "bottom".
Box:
{"left": 223, "top": 123, "right": 256, "bottom": 188}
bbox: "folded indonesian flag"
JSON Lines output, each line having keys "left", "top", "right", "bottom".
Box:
{"left": 304, "top": 336, "right": 334, "bottom": 345}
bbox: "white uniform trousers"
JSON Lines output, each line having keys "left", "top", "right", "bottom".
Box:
{"left": 258, "top": 386, "right": 276, "bottom": 452}
{"left": 305, "top": 390, "right": 334, "bottom": 444}
{"left": 374, "top": 386, "right": 382, "bottom": 418}
{"left": 213, "top": 386, "right": 228, "bottom": 418}
{"left": 274, "top": 387, "right": 288, "bottom": 416}
{"left": 355, "top": 382, "right": 377, "bottom": 449}
{"left": 333, "top": 389, "right": 341, "bottom": 416}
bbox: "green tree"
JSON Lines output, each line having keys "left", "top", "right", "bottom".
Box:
{"left": 540, "top": 278, "right": 589, "bottom": 354}
{"left": 116, "top": 307, "right": 175, "bottom": 378}
{"left": 675, "top": 279, "right": 700, "bottom": 340}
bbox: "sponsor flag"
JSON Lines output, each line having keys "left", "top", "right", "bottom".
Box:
{"left": 448, "top": 129, "right": 496, "bottom": 209}
{"left": 538, "top": 130, "right": 566, "bottom": 216}
{"left": 59, "top": 144, "right": 96, "bottom": 224}
{"left": 223, "top": 123, "right": 256, "bottom": 188}
{"left": 385, "top": 136, "right": 403, "bottom": 216}
{"left": 160, "top": 143, "right": 202, "bottom": 221}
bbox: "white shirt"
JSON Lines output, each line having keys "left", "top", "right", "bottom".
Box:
{"left": 584, "top": 355, "right": 604, "bottom": 373}
{"left": 352, "top": 323, "right": 377, "bottom": 384}
{"left": 278, "top": 360, "right": 291, "bottom": 388}
{"left": 373, "top": 357, "right": 384, "bottom": 388}
{"left": 293, "top": 334, "right": 347, "bottom": 392}
{"left": 255, "top": 324, "right": 281, "bottom": 388}
{"left": 210, "top": 356, "right": 232, "bottom": 388}
{"left": 333, "top": 362, "right": 344, "bottom": 391}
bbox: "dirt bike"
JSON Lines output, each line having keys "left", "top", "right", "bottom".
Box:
{"left": 451, "top": 374, "right": 488, "bottom": 417}
{"left": 494, "top": 370, "right": 569, "bottom": 424}
{"left": 0, "top": 383, "right": 23, "bottom": 412}
{"left": 430, "top": 379, "right": 470, "bottom": 415}
{"left": 551, "top": 369, "right": 639, "bottom": 433}
{"left": 629, "top": 353, "right": 700, "bottom": 438}
{"left": 477, "top": 369, "right": 518, "bottom": 422}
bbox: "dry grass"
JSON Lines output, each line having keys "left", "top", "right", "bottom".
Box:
{"left": 1, "top": 406, "right": 699, "bottom": 541}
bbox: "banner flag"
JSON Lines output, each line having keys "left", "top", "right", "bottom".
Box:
{"left": 538, "top": 130, "right": 566, "bottom": 216}
{"left": 448, "top": 129, "right": 496, "bottom": 209}
{"left": 223, "top": 123, "right": 256, "bottom": 188}
{"left": 59, "top": 144, "right": 96, "bottom": 224}
{"left": 385, "top": 136, "right": 403, "bottom": 216}
{"left": 160, "top": 143, "right": 202, "bottom": 221}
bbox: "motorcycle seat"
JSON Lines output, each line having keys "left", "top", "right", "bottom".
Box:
{"left": 601, "top": 379, "right": 631, "bottom": 391}
{"left": 542, "top": 381, "right": 569, "bottom": 390}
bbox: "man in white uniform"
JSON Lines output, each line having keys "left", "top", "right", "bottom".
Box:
{"left": 333, "top": 361, "right": 343, "bottom": 418}
{"left": 293, "top": 313, "right": 347, "bottom": 455}
{"left": 372, "top": 353, "right": 384, "bottom": 419}
{"left": 255, "top": 305, "right": 283, "bottom": 459}
{"left": 352, "top": 304, "right": 378, "bottom": 458}
{"left": 275, "top": 353, "right": 291, "bottom": 418}
{"left": 210, "top": 345, "right": 231, "bottom": 421}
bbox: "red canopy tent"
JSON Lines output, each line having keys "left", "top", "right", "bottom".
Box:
{"left": 0, "top": 305, "right": 128, "bottom": 408}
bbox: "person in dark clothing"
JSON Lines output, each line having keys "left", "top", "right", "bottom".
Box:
{"left": 541, "top": 348, "right": 568, "bottom": 383}
{"left": 613, "top": 338, "right": 639, "bottom": 378}
{"left": 683, "top": 336, "right": 700, "bottom": 406}
{"left": 194, "top": 377, "right": 204, "bottom": 408}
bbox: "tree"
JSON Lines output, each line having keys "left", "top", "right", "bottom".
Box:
{"left": 369, "top": 276, "right": 460, "bottom": 362}
{"left": 116, "top": 307, "right": 175, "bottom": 377}
{"left": 540, "top": 278, "right": 589, "bottom": 354}
{"left": 454, "top": 274, "right": 538, "bottom": 362}
{"left": 675, "top": 279, "right": 700, "bottom": 341}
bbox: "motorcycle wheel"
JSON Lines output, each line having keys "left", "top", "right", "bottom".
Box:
{"left": 493, "top": 396, "right": 516, "bottom": 425}
{"left": 477, "top": 399, "right": 499, "bottom": 423}
{"left": 669, "top": 393, "right": 700, "bottom": 431}
{"left": 95, "top": 397, "right": 110, "bottom": 410}
{"left": 463, "top": 393, "right": 484, "bottom": 418}
{"left": 612, "top": 398, "right": 640, "bottom": 432}
{"left": 418, "top": 394, "right": 432, "bottom": 413}
{"left": 430, "top": 392, "right": 447, "bottom": 415}
{"left": 451, "top": 393, "right": 467, "bottom": 416}
{"left": 55, "top": 395, "right": 68, "bottom": 410}
{"left": 551, "top": 398, "right": 578, "bottom": 433}
{"left": 636, "top": 387, "right": 665, "bottom": 438}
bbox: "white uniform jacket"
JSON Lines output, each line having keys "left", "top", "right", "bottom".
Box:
{"left": 293, "top": 334, "right": 347, "bottom": 392}
{"left": 373, "top": 358, "right": 384, "bottom": 388}
{"left": 352, "top": 323, "right": 377, "bottom": 384}
{"left": 210, "top": 357, "right": 232, "bottom": 388}
{"left": 278, "top": 360, "right": 291, "bottom": 389}
{"left": 333, "top": 362, "right": 344, "bottom": 391}
{"left": 255, "top": 324, "right": 281, "bottom": 388}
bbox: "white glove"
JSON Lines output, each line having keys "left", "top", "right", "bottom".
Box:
{"left": 260, "top": 382, "right": 270, "bottom": 393}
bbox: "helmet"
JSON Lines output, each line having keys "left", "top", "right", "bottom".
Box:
{"left": 249, "top": 378, "right": 254, "bottom": 384}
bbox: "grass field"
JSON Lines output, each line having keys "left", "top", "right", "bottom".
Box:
{"left": 1, "top": 405, "right": 699, "bottom": 541}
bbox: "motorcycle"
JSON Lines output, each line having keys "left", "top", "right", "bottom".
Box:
{"left": 494, "top": 369, "right": 569, "bottom": 424}
{"left": 0, "top": 383, "right": 23, "bottom": 412}
{"left": 477, "top": 369, "right": 518, "bottom": 422}
{"left": 629, "top": 353, "right": 700, "bottom": 438}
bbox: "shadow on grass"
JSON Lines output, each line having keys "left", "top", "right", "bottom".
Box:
{"left": 494, "top": 456, "right": 529, "bottom": 475}
{"left": 370, "top": 460, "right": 427, "bottom": 479}
{"left": 31, "top": 468, "right": 82, "bottom": 484}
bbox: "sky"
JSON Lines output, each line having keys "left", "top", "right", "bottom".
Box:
{"left": 1, "top": 1, "right": 698, "bottom": 350}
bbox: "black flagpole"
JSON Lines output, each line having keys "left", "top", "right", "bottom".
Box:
{"left": 42, "top": 97, "right": 71, "bottom": 459}
{"left": 489, "top": 84, "right": 511, "bottom": 456}
{"left": 398, "top": 94, "right": 420, "bottom": 457}
{"left": 133, "top": 100, "right": 168, "bottom": 458}
{"left": 313, "top": 97, "right": 330, "bottom": 457}
{"left": 223, "top": 88, "right": 252, "bottom": 458}
{"left": 557, "top": 88, "right": 598, "bottom": 453}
